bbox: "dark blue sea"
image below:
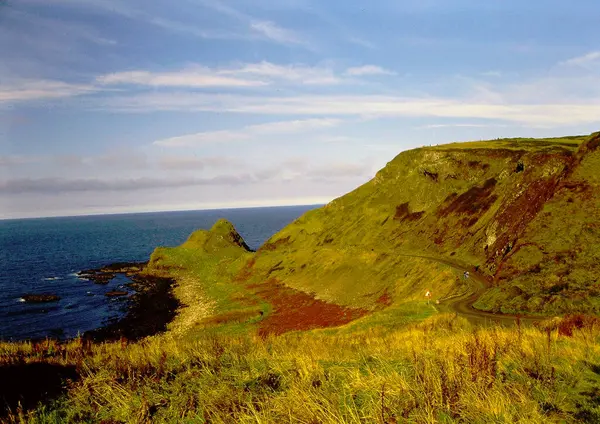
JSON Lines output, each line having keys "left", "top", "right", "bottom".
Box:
{"left": 0, "top": 205, "right": 318, "bottom": 341}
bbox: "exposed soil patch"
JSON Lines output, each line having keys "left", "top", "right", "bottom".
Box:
{"left": 557, "top": 180, "right": 592, "bottom": 200}
{"left": 252, "top": 279, "right": 367, "bottom": 337}
{"left": 394, "top": 202, "right": 425, "bottom": 222}
{"left": 489, "top": 177, "right": 561, "bottom": 260}
{"left": 266, "top": 261, "right": 285, "bottom": 277}
{"left": 105, "top": 290, "right": 128, "bottom": 297}
{"left": 258, "top": 236, "right": 291, "bottom": 252}
{"left": 467, "top": 160, "right": 490, "bottom": 171}
{"left": 234, "top": 258, "right": 256, "bottom": 283}
{"left": 438, "top": 178, "right": 498, "bottom": 217}
{"left": 423, "top": 169, "right": 439, "bottom": 182}
{"left": 376, "top": 289, "right": 393, "bottom": 307}
{"left": 585, "top": 133, "right": 600, "bottom": 151}
{"left": 0, "top": 363, "right": 78, "bottom": 418}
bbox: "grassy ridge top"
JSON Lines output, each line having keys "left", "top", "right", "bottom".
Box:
{"left": 431, "top": 134, "right": 589, "bottom": 151}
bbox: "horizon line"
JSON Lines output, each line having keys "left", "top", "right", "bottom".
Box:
{"left": 0, "top": 202, "right": 328, "bottom": 222}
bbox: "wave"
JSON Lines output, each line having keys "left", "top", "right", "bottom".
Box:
{"left": 43, "top": 277, "right": 62, "bottom": 281}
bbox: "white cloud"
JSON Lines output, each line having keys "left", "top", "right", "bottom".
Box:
{"left": 97, "top": 68, "right": 267, "bottom": 88}
{"left": 225, "top": 61, "right": 341, "bottom": 85}
{"left": 417, "top": 123, "right": 510, "bottom": 129}
{"left": 101, "top": 92, "right": 600, "bottom": 127}
{"left": 0, "top": 79, "right": 96, "bottom": 103}
{"left": 153, "top": 118, "right": 342, "bottom": 147}
{"left": 481, "top": 71, "right": 503, "bottom": 77}
{"left": 250, "top": 20, "right": 307, "bottom": 46}
{"left": 157, "top": 155, "right": 236, "bottom": 170}
{"left": 345, "top": 65, "right": 396, "bottom": 76}
{"left": 560, "top": 51, "right": 600, "bottom": 67}
{"left": 96, "top": 62, "right": 345, "bottom": 88}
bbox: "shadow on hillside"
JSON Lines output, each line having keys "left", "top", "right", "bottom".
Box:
{"left": 0, "top": 363, "right": 78, "bottom": 417}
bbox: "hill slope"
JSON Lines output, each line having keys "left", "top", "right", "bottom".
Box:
{"left": 145, "top": 133, "right": 600, "bottom": 338}
{"left": 244, "top": 133, "right": 600, "bottom": 317}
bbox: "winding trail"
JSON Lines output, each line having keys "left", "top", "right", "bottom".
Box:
{"left": 399, "top": 254, "right": 544, "bottom": 326}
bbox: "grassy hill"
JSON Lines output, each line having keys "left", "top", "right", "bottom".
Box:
{"left": 3, "top": 132, "right": 600, "bottom": 423}
{"left": 239, "top": 132, "right": 600, "bottom": 317}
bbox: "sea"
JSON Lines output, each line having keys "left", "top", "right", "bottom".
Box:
{"left": 0, "top": 205, "right": 318, "bottom": 341}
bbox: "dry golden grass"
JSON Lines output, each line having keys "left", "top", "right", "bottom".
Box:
{"left": 2, "top": 314, "right": 599, "bottom": 423}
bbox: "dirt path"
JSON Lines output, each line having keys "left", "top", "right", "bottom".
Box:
{"left": 399, "top": 254, "right": 544, "bottom": 326}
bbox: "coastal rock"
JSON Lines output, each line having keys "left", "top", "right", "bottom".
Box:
{"left": 105, "top": 290, "right": 128, "bottom": 297}
{"left": 21, "top": 294, "right": 61, "bottom": 303}
{"left": 78, "top": 262, "right": 146, "bottom": 284}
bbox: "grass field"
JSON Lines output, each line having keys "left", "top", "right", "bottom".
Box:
{"left": 2, "top": 314, "right": 600, "bottom": 423}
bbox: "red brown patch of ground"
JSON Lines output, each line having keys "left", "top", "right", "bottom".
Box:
{"left": 557, "top": 180, "right": 593, "bottom": 200}
{"left": 488, "top": 177, "right": 562, "bottom": 259}
{"left": 376, "top": 289, "right": 393, "bottom": 308}
{"left": 258, "top": 236, "right": 291, "bottom": 252}
{"left": 394, "top": 202, "right": 425, "bottom": 222}
{"left": 234, "top": 257, "right": 256, "bottom": 282}
{"left": 467, "top": 160, "right": 490, "bottom": 171}
{"left": 250, "top": 279, "right": 368, "bottom": 337}
{"left": 438, "top": 178, "right": 498, "bottom": 218}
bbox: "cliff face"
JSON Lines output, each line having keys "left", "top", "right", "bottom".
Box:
{"left": 242, "top": 133, "right": 600, "bottom": 315}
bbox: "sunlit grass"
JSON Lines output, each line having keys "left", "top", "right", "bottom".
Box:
{"left": 3, "top": 314, "right": 599, "bottom": 423}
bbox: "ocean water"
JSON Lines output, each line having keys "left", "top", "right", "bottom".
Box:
{"left": 0, "top": 205, "right": 318, "bottom": 341}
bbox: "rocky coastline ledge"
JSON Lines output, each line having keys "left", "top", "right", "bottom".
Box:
{"left": 78, "top": 262, "right": 180, "bottom": 343}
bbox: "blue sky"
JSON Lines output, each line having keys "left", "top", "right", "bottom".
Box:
{"left": 1, "top": 0, "right": 599, "bottom": 218}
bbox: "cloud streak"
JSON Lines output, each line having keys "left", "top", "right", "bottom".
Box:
{"left": 97, "top": 68, "right": 267, "bottom": 88}
{"left": 250, "top": 20, "right": 307, "bottom": 47}
{"left": 0, "top": 175, "right": 254, "bottom": 194}
{"left": 153, "top": 118, "right": 342, "bottom": 147}
{"left": 0, "top": 79, "right": 96, "bottom": 102}
{"left": 99, "top": 92, "right": 600, "bottom": 127}
{"left": 560, "top": 51, "right": 600, "bottom": 67}
{"left": 345, "top": 65, "right": 396, "bottom": 76}
{"left": 0, "top": 157, "right": 368, "bottom": 194}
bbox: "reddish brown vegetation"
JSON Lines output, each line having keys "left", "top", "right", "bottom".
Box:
{"left": 438, "top": 178, "right": 498, "bottom": 218}
{"left": 376, "top": 289, "right": 393, "bottom": 307}
{"left": 258, "top": 236, "right": 291, "bottom": 252}
{"left": 234, "top": 258, "right": 256, "bottom": 282}
{"left": 394, "top": 203, "right": 425, "bottom": 222}
{"left": 557, "top": 180, "right": 593, "bottom": 200}
{"left": 489, "top": 177, "right": 561, "bottom": 259}
{"left": 556, "top": 314, "right": 600, "bottom": 337}
{"left": 251, "top": 279, "right": 367, "bottom": 337}
{"left": 467, "top": 160, "right": 490, "bottom": 171}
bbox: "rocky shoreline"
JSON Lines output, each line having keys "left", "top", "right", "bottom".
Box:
{"left": 80, "top": 262, "right": 180, "bottom": 343}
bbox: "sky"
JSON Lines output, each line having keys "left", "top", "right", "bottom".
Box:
{"left": 1, "top": 0, "right": 600, "bottom": 219}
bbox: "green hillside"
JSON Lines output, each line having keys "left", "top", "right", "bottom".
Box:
{"left": 4, "top": 132, "right": 600, "bottom": 423}
{"left": 241, "top": 132, "right": 600, "bottom": 317}
{"left": 137, "top": 132, "right": 600, "bottom": 338}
